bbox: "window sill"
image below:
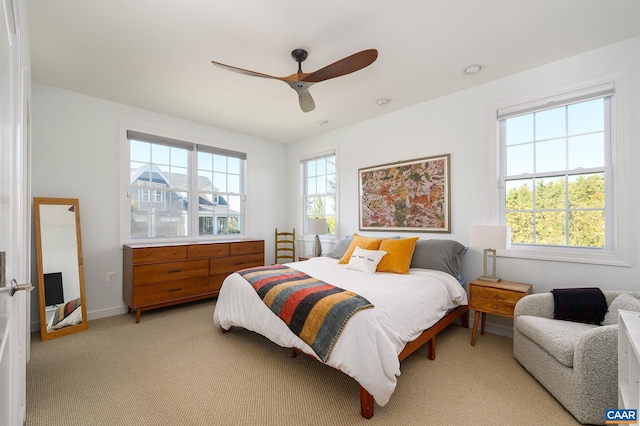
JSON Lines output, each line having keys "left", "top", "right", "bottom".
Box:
{"left": 499, "top": 246, "right": 630, "bottom": 267}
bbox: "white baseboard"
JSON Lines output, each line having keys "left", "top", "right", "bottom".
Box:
{"left": 87, "top": 305, "right": 128, "bottom": 321}
{"left": 480, "top": 320, "right": 513, "bottom": 339}
{"left": 469, "top": 316, "right": 514, "bottom": 339}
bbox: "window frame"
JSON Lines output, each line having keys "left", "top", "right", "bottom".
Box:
{"left": 300, "top": 147, "right": 338, "bottom": 243}
{"left": 491, "top": 71, "right": 630, "bottom": 267}
{"left": 120, "top": 125, "right": 247, "bottom": 245}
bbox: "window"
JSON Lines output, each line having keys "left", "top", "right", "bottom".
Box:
{"left": 302, "top": 152, "right": 336, "bottom": 236}
{"left": 497, "top": 77, "right": 630, "bottom": 266}
{"left": 126, "top": 130, "right": 246, "bottom": 241}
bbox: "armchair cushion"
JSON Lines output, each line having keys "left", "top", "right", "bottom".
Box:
{"left": 516, "top": 315, "right": 598, "bottom": 367}
{"left": 602, "top": 292, "right": 640, "bottom": 325}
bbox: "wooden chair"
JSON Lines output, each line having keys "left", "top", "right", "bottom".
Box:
{"left": 275, "top": 228, "right": 295, "bottom": 263}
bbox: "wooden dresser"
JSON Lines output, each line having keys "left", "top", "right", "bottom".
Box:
{"left": 123, "top": 239, "right": 264, "bottom": 323}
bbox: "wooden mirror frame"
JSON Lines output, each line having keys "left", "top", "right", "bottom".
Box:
{"left": 34, "top": 197, "right": 88, "bottom": 341}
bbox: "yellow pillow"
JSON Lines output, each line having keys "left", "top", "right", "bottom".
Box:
{"left": 376, "top": 237, "right": 420, "bottom": 274}
{"left": 338, "top": 233, "right": 384, "bottom": 264}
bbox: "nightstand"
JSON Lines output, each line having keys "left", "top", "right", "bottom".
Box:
{"left": 469, "top": 279, "right": 532, "bottom": 346}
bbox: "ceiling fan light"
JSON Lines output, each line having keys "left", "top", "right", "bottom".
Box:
{"left": 377, "top": 98, "right": 390, "bottom": 106}
{"left": 317, "top": 120, "right": 329, "bottom": 126}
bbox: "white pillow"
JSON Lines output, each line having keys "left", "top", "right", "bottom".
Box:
{"left": 345, "top": 247, "right": 387, "bottom": 274}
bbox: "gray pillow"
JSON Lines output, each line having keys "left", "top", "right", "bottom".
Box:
{"left": 323, "top": 235, "right": 353, "bottom": 259}
{"left": 409, "top": 239, "right": 466, "bottom": 278}
{"left": 602, "top": 293, "right": 640, "bottom": 325}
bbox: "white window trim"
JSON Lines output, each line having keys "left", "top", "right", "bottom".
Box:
{"left": 489, "top": 69, "right": 630, "bottom": 267}
{"left": 299, "top": 145, "right": 339, "bottom": 245}
{"left": 119, "top": 123, "right": 249, "bottom": 246}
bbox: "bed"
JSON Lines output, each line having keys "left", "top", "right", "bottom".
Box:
{"left": 213, "top": 236, "right": 469, "bottom": 418}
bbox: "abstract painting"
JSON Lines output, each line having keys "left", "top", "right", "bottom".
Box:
{"left": 359, "top": 154, "right": 450, "bottom": 232}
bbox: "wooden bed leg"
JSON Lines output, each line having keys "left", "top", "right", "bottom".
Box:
{"left": 461, "top": 310, "right": 469, "bottom": 328}
{"left": 290, "top": 348, "right": 297, "bottom": 358}
{"left": 220, "top": 327, "right": 229, "bottom": 333}
{"left": 427, "top": 336, "right": 436, "bottom": 360}
{"left": 359, "top": 386, "right": 374, "bottom": 419}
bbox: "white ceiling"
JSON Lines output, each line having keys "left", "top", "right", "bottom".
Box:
{"left": 27, "top": 0, "right": 640, "bottom": 144}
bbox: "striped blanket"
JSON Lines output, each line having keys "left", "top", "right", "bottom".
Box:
{"left": 238, "top": 264, "right": 374, "bottom": 362}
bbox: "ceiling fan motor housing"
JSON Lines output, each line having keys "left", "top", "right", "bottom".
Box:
{"left": 291, "top": 49, "right": 308, "bottom": 63}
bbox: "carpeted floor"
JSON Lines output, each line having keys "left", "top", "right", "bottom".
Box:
{"left": 26, "top": 299, "right": 580, "bottom": 425}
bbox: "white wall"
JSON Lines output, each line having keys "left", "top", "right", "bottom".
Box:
{"left": 30, "top": 84, "right": 286, "bottom": 327}
{"left": 285, "top": 37, "right": 640, "bottom": 336}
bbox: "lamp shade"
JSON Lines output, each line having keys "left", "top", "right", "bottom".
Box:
{"left": 307, "top": 218, "right": 327, "bottom": 235}
{"left": 469, "top": 225, "right": 512, "bottom": 250}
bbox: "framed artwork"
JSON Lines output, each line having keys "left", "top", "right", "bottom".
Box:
{"left": 359, "top": 154, "right": 450, "bottom": 233}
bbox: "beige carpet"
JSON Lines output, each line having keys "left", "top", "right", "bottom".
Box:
{"left": 26, "top": 299, "right": 580, "bottom": 425}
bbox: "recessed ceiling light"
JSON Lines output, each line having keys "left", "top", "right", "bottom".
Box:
{"left": 463, "top": 64, "right": 483, "bottom": 75}
{"left": 317, "top": 120, "right": 329, "bottom": 126}
{"left": 377, "top": 98, "right": 390, "bottom": 106}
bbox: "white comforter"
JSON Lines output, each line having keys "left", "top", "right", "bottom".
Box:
{"left": 213, "top": 256, "right": 468, "bottom": 406}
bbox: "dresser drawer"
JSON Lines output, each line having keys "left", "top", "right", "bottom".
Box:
{"left": 469, "top": 298, "right": 517, "bottom": 317}
{"left": 132, "top": 246, "right": 187, "bottom": 264}
{"left": 210, "top": 253, "right": 264, "bottom": 275}
{"left": 133, "top": 277, "right": 210, "bottom": 306}
{"left": 470, "top": 286, "right": 524, "bottom": 305}
{"left": 132, "top": 259, "right": 209, "bottom": 284}
{"left": 230, "top": 241, "right": 264, "bottom": 255}
{"left": 209, "top": 275, "right": 226, "bottom": 293}
{"left": 188, "top": 243, "right": 229, "bottom": 259}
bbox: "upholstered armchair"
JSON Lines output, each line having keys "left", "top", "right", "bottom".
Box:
{"left": 513, "top": 291, "right": 640, "bottom": 425}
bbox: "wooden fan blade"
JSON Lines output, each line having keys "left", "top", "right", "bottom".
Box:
{"left": 302, "top": 49, "right": 378, "bottom": 83}
{"left": 211, "top": 61, "right": 282, "bottom": 80}
{"left": 289, "top": 83, "right": 315, "bottom": 112}
{"left": 298, "top": 88, "right": 315, "bottom": 112}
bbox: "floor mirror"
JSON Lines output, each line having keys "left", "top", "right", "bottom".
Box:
{"left": 34, "top": 197, "right": 88, "bottom": 341}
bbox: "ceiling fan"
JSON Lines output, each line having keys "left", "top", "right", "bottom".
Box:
{"left": 211, "top": 48, "right": 378, "bottom": 113}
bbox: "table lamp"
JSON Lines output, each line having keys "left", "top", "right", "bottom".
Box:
{"left": 469, "top": 225, "right": 511, "bottom": 282}
{"left": 307, "top": 218, "right": 327, "bottom": 257}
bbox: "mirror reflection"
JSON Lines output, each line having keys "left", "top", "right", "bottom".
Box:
{"left": 34, "top": 197, "right": 88, "bottom": 341}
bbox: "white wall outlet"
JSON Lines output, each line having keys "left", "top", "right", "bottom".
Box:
{"left": 106, "top": 272, "right": 116, "bottom": 283}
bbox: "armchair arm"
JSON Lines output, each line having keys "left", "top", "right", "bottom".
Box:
{"left": 574, "top": 324, "right": 618, "bottom": 373}
{"left": 514, "top": 293, "right": 555, "bottom": 320}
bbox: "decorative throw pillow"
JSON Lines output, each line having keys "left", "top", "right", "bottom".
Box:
{"left": 345, "top": 247, "right": 387, "bottom": 274}
{"left": 409, "top": 239, "right": 466, "bottom": 278}
{"left": 338, "top": 233, "right": 383, "bottom": 264}
{"left": 51, "top": 298, "right": 81, "bottom": 327}
{"left": 323, "top": 235, "right": 353, "bottom": 259}
{"left": 376, "top": 237, "right": 419, "bottom": 274}
{"left": 602, "top": 293, "right": 640, "bottom": 325}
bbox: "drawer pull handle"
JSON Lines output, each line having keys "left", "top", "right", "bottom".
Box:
{"left": 168, "top": 269, "right": 182, "bottom": 273}
{"left": 493, "top": 304, "right": 498, "bottom": 309}
{"left": 168, "top": 288, "right": 182, "bottom": 292}
{"left": 493, "top": 293, "right": 499, "bottom": 299}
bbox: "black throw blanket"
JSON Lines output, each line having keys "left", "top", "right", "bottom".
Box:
{"left": 551, "top": 287, "right": 607, "bottom": 325}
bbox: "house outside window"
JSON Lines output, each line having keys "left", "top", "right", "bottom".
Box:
{"left": 302, "top": 151, "right": 336, "bottom": 236}
{"left": 496, "top": 75, "right": 630, "bottom": 266}
{"left": 126, "top": 130, "right": 246, "bottom": 242}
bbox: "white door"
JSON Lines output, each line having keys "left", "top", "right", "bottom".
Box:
{"left": 1, "top": 0, "right": 31, "bottom": 425}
